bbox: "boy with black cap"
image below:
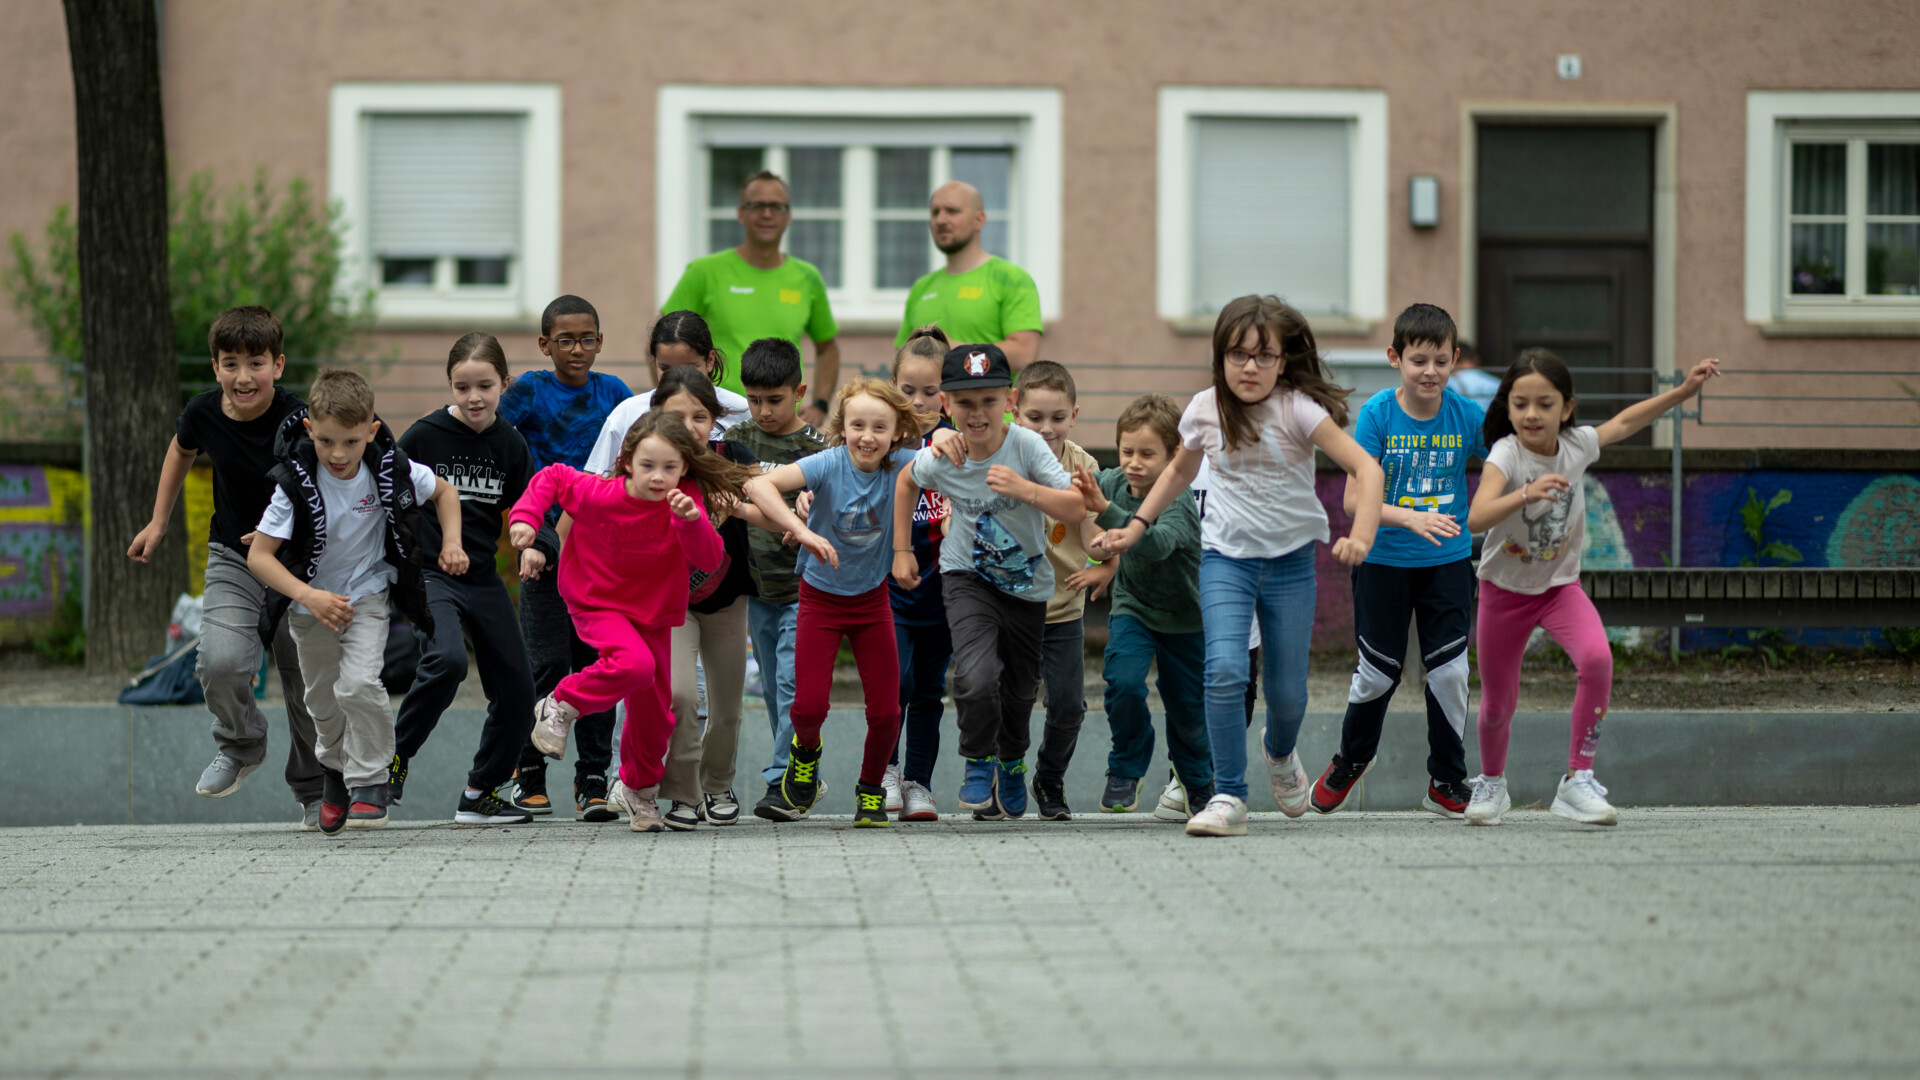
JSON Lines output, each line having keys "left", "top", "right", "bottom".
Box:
{"left": 890, "top": 343, "right": 1084, "bottom": 820}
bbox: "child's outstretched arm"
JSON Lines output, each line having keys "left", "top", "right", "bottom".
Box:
{"left": 1467, "top": 463, "right": 1569, "bottom": 534}
{"left": 1096, "top": 446, "right": 1202, "bottom": 555}
{"left": 984, "top": 464, "right": 1086, "bottom": 524}
{"left": 1311, "top": 419, "right": 1384, "bottom": 566}
{"left": 1342, "top": 474, "right": 1462, "bottom": 548}
{"left": 508, "top": 463, "right": 575, "bottom": 541}
{"left": 891, "top": 465, "right": 924, "bottom": 590}
{"left": 1596, "top": 357, "right": 1720, "bottom": 447}
{"left": 743, "top": 464, "right": 839, "bottom": 571}
{"left": 427, "top": 476, "right": 469, "bottom": 576}
{"left": 128, "top": 437, "right": 199, "bottom": 562}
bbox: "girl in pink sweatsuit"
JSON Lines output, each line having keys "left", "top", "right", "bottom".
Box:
{"left": 508, "top": 410, "right": 747, "bottom": 832}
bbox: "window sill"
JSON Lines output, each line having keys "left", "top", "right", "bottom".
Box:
{"left": 1756, "top": 319, "right": 1920, "bottom": 338}
{"left": 1168, "top": 314, "right": 1374, "bottom": 338}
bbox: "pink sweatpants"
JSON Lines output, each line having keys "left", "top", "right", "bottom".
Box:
{"left": 1474, "top": 580, "right": 1612, "bottom": 776}
{"left": 557, "top": 608, "right": 676, "bottom": 792}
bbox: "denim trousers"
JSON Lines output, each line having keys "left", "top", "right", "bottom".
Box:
{"left": 747, "top": 597, "right": 800, "bottom": 785}
{"left": 891, "top": 617, "right": 952, "bottom": 787}
{"left": 1103, "top": 613, "right": 1211, "bottom": 788}
{"left": 1199, "top": 545, "right": 1316, "bottom": 799}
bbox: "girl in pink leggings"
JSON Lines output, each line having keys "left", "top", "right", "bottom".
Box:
{"left": 1465, "top": 350, "right": 1718, "bottom": 826}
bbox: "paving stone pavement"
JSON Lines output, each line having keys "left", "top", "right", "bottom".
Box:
{"left": 1, "top": 806, "right": 1916, "bottom": 1079}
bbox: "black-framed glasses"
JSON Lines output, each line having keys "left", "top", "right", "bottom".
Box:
{"left": 1226, "top": 348, "right": 1283, "bottom": 370}
{"left": 553, "top": 334, "right": 602, "bottom": 352}
{"left": 741, "top": 201, "right": 791, "bottom": 216}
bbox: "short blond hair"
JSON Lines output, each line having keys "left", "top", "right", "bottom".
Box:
{"left": 306, "top": 368, "right": 375, "bottom": 426}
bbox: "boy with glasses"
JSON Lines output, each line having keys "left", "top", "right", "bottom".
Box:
{"left": 496, "top": 295, "right": 632, "bottom": 822}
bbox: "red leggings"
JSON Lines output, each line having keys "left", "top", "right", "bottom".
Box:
{"left": 792, "top": 580, "right": 902, "bottom": 786}
{"left": 557, "top": 607, "right": 675, "bottom": 792}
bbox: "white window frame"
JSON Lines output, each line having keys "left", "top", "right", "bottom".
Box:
{"left": 658, "top": 86, "right": 1062, "bottom": 328}
{"left": 1745, "top": 90, "right": 1920, "bottom": 330}
{"left": 1156, "top": 87, "right": 1388, "bottom": 333}
{"left": 329, "top": 82, "right": 560, "bottom": 327}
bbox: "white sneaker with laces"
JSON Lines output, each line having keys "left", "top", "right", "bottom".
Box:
{"left": 1185, "top": 793, "right": 1248, "bottom": 837}
{"left": 1261, "top": 729, "right": 1311, "bottom": 818}
{"left": 1152, "top": 774, "right": 1189, "bottom": 822}
{"left": 1464, "top": 774, "right": 1509, "bottom": 826}
{"left": 899, "top": 780, "right": 938, "bottom": 821}
{"left": 1551, "top": 769, "right": 1618, "bottom": 826}
{"left": 882, "top": 763, "right": 904, "bottom": 813}
{"left": 611, "top": 778, "right": 665, "bottom": 832}
{"left": 529, "top": 694, "right": 580, "bottom": 759}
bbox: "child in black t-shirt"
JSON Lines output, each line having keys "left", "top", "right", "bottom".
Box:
{"left": 127, "top": 306, "right": 323, "bottom": 826}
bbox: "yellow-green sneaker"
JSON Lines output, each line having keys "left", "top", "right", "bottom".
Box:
{"left": 852, "top": 783, "right": 891, "bottom": 827}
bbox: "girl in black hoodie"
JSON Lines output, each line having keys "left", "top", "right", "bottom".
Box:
{"left": 393, "top": 332, "right": 558, "bottom": 824}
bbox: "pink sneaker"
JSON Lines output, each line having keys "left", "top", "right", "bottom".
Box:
{"left": 529, "top": 694, "right": 580, "bottom": 759}
{"left": 1261, "top": 728, "right": 1311, "bottom": 818}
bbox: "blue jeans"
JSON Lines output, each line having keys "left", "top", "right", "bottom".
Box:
{"left": 1103, "top": 614, "right": 1211, "bottom": 787}
{"left": 892, "top": 618, "right": 952, "bottom": 786}
{"left": 748, "top": 597, "right": 800, "bottom": 785}
{"left": 1200, "top": 546, "right": 1316, "bottom": 799}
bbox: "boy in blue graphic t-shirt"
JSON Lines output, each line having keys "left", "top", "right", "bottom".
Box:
{"left": 1311, "top": 303, "right": 1488, "bottom": 820}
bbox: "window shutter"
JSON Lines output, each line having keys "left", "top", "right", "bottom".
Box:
{"left": 368, "top": 114, "right": 523, "bottom": 259}
{"left": 1192, "top": 117, "right": 1349, "bottom": 316}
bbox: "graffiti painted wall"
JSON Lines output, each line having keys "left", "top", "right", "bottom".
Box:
{"left": 0, "top": 465, "right": 85, "bottom": 646}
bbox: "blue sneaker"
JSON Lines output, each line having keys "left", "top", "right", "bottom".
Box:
{"left": 958, "top": 758, "right": 996, "bottom": 810}
{"left": 995, "top": 759, "right": 1028, "bottom": 818}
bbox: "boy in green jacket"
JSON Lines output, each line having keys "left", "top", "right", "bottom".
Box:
{"left": 1073, "top": 393, "right": 1212, "bottom": 818}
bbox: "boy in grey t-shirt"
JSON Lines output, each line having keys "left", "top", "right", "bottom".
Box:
{"left": 891, "top": 344, "right": 1080, "bottom": 821}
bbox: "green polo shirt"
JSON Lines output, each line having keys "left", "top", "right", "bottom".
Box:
{"left": 894, "top": 256, "right": 1043, "bottom": 349}
{"left": 662, "top": 250, "right": 838, "bottom": 395}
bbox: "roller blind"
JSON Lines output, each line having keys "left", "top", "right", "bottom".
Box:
{"left": 368, "top": 113, "right": 523, "bottom": 259}
{"left": 1192, "top": 117, "right": 1350, "bottom": 315}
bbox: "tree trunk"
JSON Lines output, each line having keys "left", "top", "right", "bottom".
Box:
{"left": 63, "top": 0, "right": 184, "bottom": 675}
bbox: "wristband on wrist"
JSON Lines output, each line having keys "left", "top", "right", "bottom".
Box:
{"left": 1130, "top": 514, "right": 1154, "bottom": 530}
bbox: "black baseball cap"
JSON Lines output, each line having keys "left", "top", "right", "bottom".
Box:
{"left": 941, "top": 343, "right": 1013, "bottom": 390}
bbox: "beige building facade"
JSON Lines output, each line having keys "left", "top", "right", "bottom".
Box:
{"left": 3, "top": 0, "right": 1918, "bottom": 447}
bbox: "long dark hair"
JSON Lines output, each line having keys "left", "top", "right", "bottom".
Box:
{"left": 1208, "top": 295, "right": 1351, "bottom": 451}
{"left": 651, "top": 309, "right": 726, "bottom": 388}
{"left": 1482, "top": 347, "right": 1576, "bottom": 447}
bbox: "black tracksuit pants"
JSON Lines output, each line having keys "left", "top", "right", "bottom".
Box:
{"left": 1336, "top": 559, "right": 1474, "bottom": 785}
{"left": 395, "top": 570, "right": 537, "bottom": 793}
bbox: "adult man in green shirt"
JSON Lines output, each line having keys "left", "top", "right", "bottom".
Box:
{"left": 895, "top": 181, "right": 1043, "bottom": 370}
{"left": 663, "top": 170, "right": 841, "bottom": 399}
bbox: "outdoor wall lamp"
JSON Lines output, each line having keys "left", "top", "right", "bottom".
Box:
{"left": 1409, "top": 174, "right": 1439, "bottom": 228}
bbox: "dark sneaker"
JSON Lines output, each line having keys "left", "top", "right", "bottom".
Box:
{"left": 664, "top": 801, "right": 701, "bottom": 831}
{"left": 1310, "top": 754, "right": 1372, "bottom": 815}
{"left": 852, "top": 783, "right": 891, "bottom": 828}
{"left": 1031, "top": 775, "right": 1071, "bottom": 821}
{"left": 509, "top": 766, "right": 552, "bottom": 816}
{"left": 1185, "top": 781, "right": 1217, "bottom": 816}
{"left": 1422, "top": 778, "right": 1472, "bottom": 819}
{"left": 1101, "top": 774, "right": 1142, "bottom": 813}
{"left": 780, "top": 737, "right": 824, "bottom": 813}
{"left": 701, "top": 789, "right": 740, "bottom": 826}
{"left": 754, "top": 782, "right": 808, "bottom": 822}
{"left": 575, "top": 774, "right": 617, "bottom": 823}
{"left": 971, "top": 785, "right": 1010, "bottom": 822}
{"left": 957, "top": 758, "right": 996, "bottom": 810}
{"left": 387, "top": 754, "right": 408, "bottom": 805}
{"left": 346, "top": 784, "right": 389, "bottom": 829}
{"left": 455, "top": 788, "right": 532, "bottom": 825}
{"left": 319, "top": 770, "right": 349, "bottom": 836}
{"left": 995, "top": 760, "right": 1028, "bottom": 818}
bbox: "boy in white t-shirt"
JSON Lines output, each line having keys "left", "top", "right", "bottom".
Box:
{"left": 249, "top": 370, "right": 467, "bottom": 836}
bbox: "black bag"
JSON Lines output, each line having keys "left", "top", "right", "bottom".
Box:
{"left": 118, "top": 638, "right": 207, "bottom": 706}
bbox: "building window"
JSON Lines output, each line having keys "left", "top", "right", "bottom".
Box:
{"left": 329, "top": 83, "right": 560, "bottom": 326}
{"left": 658, "top": 87, "right": 1061, "bottom": 327}
{"left": 1157, "top": 88, "right": 1387, "bottom": 330}
{"left": 1745, "top": 92, "right": 1920, "bottom": 327}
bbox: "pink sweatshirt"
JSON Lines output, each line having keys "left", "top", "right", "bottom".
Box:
{"left": 509, "top": 464, "right": 724, "bottom": 628}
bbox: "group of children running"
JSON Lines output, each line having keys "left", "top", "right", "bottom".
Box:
{"left": 133, "top": 291, "right": 1716, "bottom": 838}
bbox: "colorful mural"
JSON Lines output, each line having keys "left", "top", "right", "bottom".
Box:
{"left": 0, "top": 465, "right": 85, "bottom": 647}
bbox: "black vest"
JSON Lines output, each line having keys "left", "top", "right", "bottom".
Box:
{"left": 256, "top": 407, "right": 435, "bottom": 645}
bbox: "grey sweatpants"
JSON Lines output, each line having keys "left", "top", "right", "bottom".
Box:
{"left": 289, "top": 588, "right": 394, "bottom": 789}
{"left": 660, "top": 595, "right": 750, "bottom": 804}
{"left": 197, "top": 542, "right": 323, "bottom": 804}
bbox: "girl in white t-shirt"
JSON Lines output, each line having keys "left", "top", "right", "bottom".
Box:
{"left": 584, "top": 310, "right": 754, "bottom": 474}
{"left": 1101, "top": 295, "right": 1384, "bottom": 837}
{"left": 1464, "top": 349, "right": 1718, "bottom": 827}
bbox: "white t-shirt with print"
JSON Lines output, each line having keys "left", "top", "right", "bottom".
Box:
{"left": 1178, "top": 387, "right": 1330, "bottom": 560}
{"left": 584, "top": 389, "right": 753, "bottom": 476}
{"left": 258, "top": 460, "right": 439, "bottom": 614}
{"left": 1476, "top": 425, "right": 1602, "bottom": 595}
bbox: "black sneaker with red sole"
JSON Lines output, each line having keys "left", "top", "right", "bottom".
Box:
{"left": 319, "top": 770, "right": 349, "bottom": 836}
{"left": 1310, "top": 754, "right": 1373, "bottom": 814}
{"left": 1422, "top": 778, "right": 1472, "bottom": 818}
{"left": 346, "top": 783, "right": 390, "bottom": 829}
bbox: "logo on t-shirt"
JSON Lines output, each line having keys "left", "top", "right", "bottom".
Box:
{"left": 352, "top": 492, "right": 379, "bottom": 516}
{"left": 921, "top": 292, "right": 938, "bottom": 301}
{"left": 1503, "top": 488, "right": 1573, "bottom": 563}
{"left": 729, "top": 286, "right": 755, "bottom": 295}
{"left": 836, "top": 505, "right": 884, "bottom": 548}
{"left": 958, "top": 286, "right": 984, "bottom": 300}
{"left": 779, "top": 289, "right": 801, "bottom": 304}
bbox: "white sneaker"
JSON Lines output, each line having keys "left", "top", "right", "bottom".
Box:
{"left": 1464, "top": 774, "right": 1510, "bottom": 826}
{"left": 1551, "top": 769, "right": 1618, "bottom": 826}
{"left": 529, "top": 694, "right": 580, "bottom": 759}
{"left": 899, "top": 780, "right": 938, "bottom": 821}
{"left": 882, "top": 763, "right": 904, "bottom": 813}
{"left": 611, "top": 778, "right": 665, "bottom": 832}
{"left": 1152, "top": 774, "right": 1189, "bottom": 822}
{"left": 1261, "top": 729, "right": 1311, "bottom": 818}
{"left": 1185, "top": 793, "right": 1248, "bottom": 837}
